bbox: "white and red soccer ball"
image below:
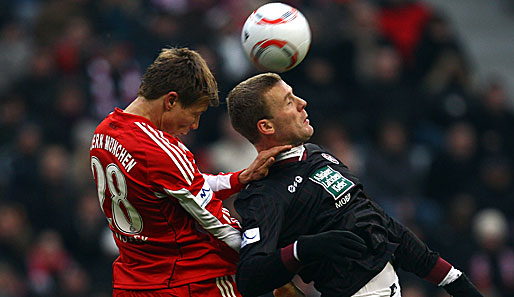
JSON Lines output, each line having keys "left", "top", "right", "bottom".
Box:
{"left": 241, "top": 2, "right": 311, "bottom": 73}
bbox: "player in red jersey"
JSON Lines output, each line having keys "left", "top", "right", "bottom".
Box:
{"left": 90, "top": 48, "right": 290, "bottom": 297}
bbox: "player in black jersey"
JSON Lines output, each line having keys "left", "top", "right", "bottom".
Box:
{"left": 226, "top": 73, "right": 483, "bottom": 297}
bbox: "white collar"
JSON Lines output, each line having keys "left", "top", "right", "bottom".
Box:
{"left": 275, "top": 145, "right": 305, "bottom": 162}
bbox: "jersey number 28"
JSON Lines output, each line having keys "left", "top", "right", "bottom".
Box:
{"left": 91, "top": 157, "right": 143, "bottom": 234}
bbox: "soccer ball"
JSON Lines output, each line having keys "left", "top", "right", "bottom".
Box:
{"left": 241, "top": 2, "right": 311, "bottom": 73}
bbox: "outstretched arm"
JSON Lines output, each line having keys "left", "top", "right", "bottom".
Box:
{"left": 391, "top": 220, "right": 483, "bottom": 297}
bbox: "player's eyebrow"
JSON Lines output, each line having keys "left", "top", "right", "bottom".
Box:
{"left": 283, "top": 89, "right": 293, "bottom": 102}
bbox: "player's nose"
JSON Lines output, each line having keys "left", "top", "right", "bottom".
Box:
{"left": 297, "top": 97, "right": 307, "bottom": 110}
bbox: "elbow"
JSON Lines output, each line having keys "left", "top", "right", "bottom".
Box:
{"left": 235, "top": 272, "right": 257, "bottom": 297}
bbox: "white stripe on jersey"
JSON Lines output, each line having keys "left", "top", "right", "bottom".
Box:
{"left": 151, "top": 126, "right": 195, "bottom": 175}
{"left": 145, "top": 124, "right": 195, "bottom": 180}
{"left": 177, "top": 141, "right": 189, "bottom": 152}
{"left": 135, "top": 122, "right": 192, "bottom": 185}
{"left": 165, "top": 187, "right": 241, "bottom": 252}
{"left": 216, "top": 276, "right": 237, "bottom": 297}
{"left": 223, "top": 276, "right": 237, "bottom": 297}
{"left": 202, "top": 173, "right": 232, "bottom": 192}
{"left": 216, "top": 277, "right": 227, "bottom": 297}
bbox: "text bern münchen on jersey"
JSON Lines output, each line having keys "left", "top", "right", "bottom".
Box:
{"left": 90, "top": 133, "right": 138, "bottom": 173}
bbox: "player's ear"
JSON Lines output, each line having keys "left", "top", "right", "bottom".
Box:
{"left": 257, "top": 119, "right": 274, "bottom": 135}
{"left": 164, "top": 91, "right": 179, "bottom": 111}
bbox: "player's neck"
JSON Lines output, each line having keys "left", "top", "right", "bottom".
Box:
{"left": 255, "top": 141, "right": 304, "bottom": 154}
{"left": 124, "top": 96, "right": 161, "bottom": 125}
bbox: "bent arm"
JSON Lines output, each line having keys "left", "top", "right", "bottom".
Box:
{"left": 237, "top": 250, "right": 295, "bottom": 297}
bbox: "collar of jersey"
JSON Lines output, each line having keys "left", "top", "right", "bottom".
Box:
{"left": 275, "top": 145, "right": 306, "bottom": 165}
{"left": 115, "top": 107, "right": 156, "bottom": 128}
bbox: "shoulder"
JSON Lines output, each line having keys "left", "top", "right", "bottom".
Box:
{"left": 235, "top": 182, "right": 285, "bottom": 210}
{"left": 125, "top": 121, "right": 198, "bottom": 183}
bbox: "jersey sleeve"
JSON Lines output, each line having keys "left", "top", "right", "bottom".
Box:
{"left": 388, "top": 217, "right": 441, "bottom": 278}
{"left": 202, "top": 170, "right": 245, "bottom": 200}
{"left": 141, "top": 125, "right": 241, "bottom": 251}
{"left": 234, "top": 189, "right": 295, "bottom": 297}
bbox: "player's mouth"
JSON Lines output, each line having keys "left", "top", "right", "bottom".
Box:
{"left": 303, "top": 113, "right": 309, "bottom": 124}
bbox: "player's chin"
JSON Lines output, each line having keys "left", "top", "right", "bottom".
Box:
{"left": 301, "top": 127, "right": 314, "bottom": 142}
{"left": 306, "top": 124, "right": 314, "bottom": 135}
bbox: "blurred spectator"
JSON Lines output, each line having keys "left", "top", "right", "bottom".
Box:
{"left": 473, "top": 78, "right": 514, "bottom": 156}
{"left": 439, "top": 194, "right": 479, "bottom": 269}
{"left": 412, "top": 11, "right": 471, "bottom": 95}
{"left": 52, "top": 17, "right": 94, "bottom": 76}
{"left": 425, "top": 121, "right": 480, "bottom": 206}
{"left": 469, "top": 209, "right": 514, "bottom": 297}
{"left": 377, "top": 0, "right": 433, "bottom": 65}
{"left": 14, "top": 46, "right": 58, "bottom": 121}
{"left": 3, "top": 124, "right": 43, "bottom": 209}
{"left": 361, "top": 119, "right": 429, "bottom": 223}
{"left": 0, "top": 202, "right": 33, "bottom": 275}
{"left": 0, "top": 262, "right": 27, "bottom": 297}
{"left": 42, "top": 81, "right": 88, "bottom": 149}
{"left": 474, "top": 156, "right": 514, "bottom": 220}
{"left": 59, "top": 265, "right": 91, "bottom": 297}
{"left": 32, "top": 145, "right": 75, "bottom": 238}
{"left": 86, "top": 40, "right": 142, "bottom": 119}
{"left": 206, "top": 112, "right": 257, "bottom": 173}
{"left": 0, "top": 92, "right": 27, "bottom": 145}
{"left": 358, "top": 45, "right": 422, "bottom": 135}
{"left": 346, "top": 0, "right": 381, "bottom": 85}
{"left": 33, "top": 0, "right": 91, "bottom": 47}
{"left": 0, "top": 21, "right": 32, "bottom": 94}
{"left": 27, "top": 230, "right": 78, "bottom": 297}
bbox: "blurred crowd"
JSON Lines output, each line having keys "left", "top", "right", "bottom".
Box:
{"left": 0, "top": 0, "right": 513, "bottom": 296}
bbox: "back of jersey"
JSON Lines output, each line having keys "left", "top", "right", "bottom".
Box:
{"left": 89, "top": 109, "right": 238, "bottom": 289}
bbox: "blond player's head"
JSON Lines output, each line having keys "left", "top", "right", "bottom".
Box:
{"left": 138, "top": 47, "right": 219, "bottom": 108}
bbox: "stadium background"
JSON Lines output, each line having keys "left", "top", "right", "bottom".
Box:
{"left": 0, "top": 0, "right": 513, "bottom": 296}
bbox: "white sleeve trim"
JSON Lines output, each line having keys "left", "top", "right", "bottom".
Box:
{"left": 202, "top": 173, "right": 232, "bottom": 192}
{"left": 438, "top": 267, "right": 462, "bottom": 286}
{"left": 164, "top": 184, "right": 241, "bottom": 252}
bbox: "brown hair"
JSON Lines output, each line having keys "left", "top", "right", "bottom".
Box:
{"left": 226, "top": 73, "right": 282, "bottom": 144}
{"left": 138, "top": 47, "right": 219, "bottom": 107}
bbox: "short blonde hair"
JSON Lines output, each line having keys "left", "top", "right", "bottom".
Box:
{"left": 138, "top": 48, "right": 219, "bottom": 107}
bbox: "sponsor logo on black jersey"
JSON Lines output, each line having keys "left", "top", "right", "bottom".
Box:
{"left": 309, "top": 166, "right": 355, "bottom": 208}
{"left": 287, "top": 176, "right": 303, "bottom": 193}
{"left": 321, "top": 153, "right": 339, "bottom": 164}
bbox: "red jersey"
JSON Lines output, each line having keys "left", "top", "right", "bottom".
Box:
{"left": 89, "top": 108, "right": 243, "bottom": 289}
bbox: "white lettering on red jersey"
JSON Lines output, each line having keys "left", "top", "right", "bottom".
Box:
{"left": 90, "top": 108, "right": 243, "bottom": 289}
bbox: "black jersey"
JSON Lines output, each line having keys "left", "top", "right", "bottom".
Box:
{"left": 235, "top": 143, "right": 440, "bottom": 297}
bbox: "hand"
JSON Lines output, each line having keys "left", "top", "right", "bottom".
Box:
{"left": 297, "top": 230, "right": 367, "bottom": 263}
{"left": 443, "top": 273, "right": 483, "bottom": 297}
{"left": 273, "top": 282, "right": 305, "bottom": 297}
{"left": 239, "top": 145, "right": 292, "bottom": 184}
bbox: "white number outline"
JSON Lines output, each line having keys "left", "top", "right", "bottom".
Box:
{"left": 91, "top": 156, "right": 143, "bottom": 235}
